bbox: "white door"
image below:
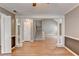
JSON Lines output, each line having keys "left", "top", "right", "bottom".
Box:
{"left": 24, "top": 21, "right": 31, "bottom": 41}
{"left": 1, "top": 14, "right": 11, "bottom": 53}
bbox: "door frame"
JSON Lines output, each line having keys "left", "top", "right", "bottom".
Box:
{"left": 15, "top": 17, "right": 24, "bottom": 47}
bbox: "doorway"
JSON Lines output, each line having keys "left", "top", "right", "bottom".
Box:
{"left": 24, "top": 19, "right": 32, "bottom": 42}
{"left": 30, "top": 19, "right": 58, "bottom": 48}
{"left": 15, "top": 17, "right": 65, "bottom": 49}
{"left": 35, "top": 20, "right": 42, "bottom": 40}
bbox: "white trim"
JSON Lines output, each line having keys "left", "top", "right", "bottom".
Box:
{"left": 16, "top": 15, "right": 64, "bottom": 19}
{"left": 65, "top": 35, "right": 79, "bottom": 41}
{"left": 15, "top": 18, "right": 19, "bottom": 47}
{"left": 65, "top": 4, "right": 79, "bottom": 14}
{"left": 56, "top": 18, "right": 65, "bottom": 47}
{"left": 30, "top": 40, "right": 34, "bottom": 42}
{"left": 35, "top": 38, "right": 46, "bottom": 40}
{"left": 15, "top": 43, "right": 23, "bottom": 47}
{"left": 23, "top": 39, "right": 33, "bottom": 42}
{"left": 65, "top": 46, "right": 78, "bottom": 56}
{"left": 11, "top": 47, "right": 15, "bottom": 50}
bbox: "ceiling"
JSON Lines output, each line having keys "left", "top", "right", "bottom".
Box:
{"left": 0, "top": 3, "right": 78, "bottom": 16}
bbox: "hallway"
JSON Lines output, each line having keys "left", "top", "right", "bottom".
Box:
{"left": 0, "top": 3, "right": 78, "bottom": 56}
{"left": 12, "top": 38, "right": 73, "bottom": 56}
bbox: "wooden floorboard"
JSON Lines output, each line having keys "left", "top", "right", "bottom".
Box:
{"left": 11, "top": 38, "right": 74, "bottom": 56}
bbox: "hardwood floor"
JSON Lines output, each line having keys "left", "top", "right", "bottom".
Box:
{"left": 11, "top": 37, "right": 74, "bottom": 56}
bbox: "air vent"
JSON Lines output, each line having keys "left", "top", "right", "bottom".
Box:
{"left": 13, "top": 10, "right": 17, "bottom": 13}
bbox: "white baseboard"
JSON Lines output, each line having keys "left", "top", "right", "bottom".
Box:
{"left": 12, "top": 47, "right": 15, "bottom": 49}
{"left": 57, "top": 43, "right": 65, "bottom": 47}
{"left": 65, "top": 46, "right": 78, "bottom": 56}
{"left": 24, "top": 40, "right": 34, "bottom": 42}
{"left": 30, "top": 40, "right": 34, "bottom": 42}
{"left": 15, "top": 45, "right": 21, "bottom": 47}
{"left": 15, "top": 43, "right": 23, "bottom": 47}
{"left": 11, "top": 47, "right": 15, "bottom": 51}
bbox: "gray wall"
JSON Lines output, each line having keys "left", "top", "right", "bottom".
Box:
{"left": 65, "top": 6, "right": 79, "bottom": 55}
{"left": 65, "top": 37, "right": 79, "bottom": 55}
{"left": 42, "top": 19, "right": 57, "bottom": 37}
{"left": 65, "top": 6, "right": 79, "bottom": 38}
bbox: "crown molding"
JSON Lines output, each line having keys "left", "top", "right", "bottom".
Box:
{"left": 0, "top": 4, "right": 16, "bottom": 14}
{"left": 65, "top": 4, "right": 79, "bottom": 15}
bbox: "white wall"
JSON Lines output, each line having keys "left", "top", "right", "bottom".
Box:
{"left": 65, "top": 6, "right": 79, "bottom": 39}
{"left": 42, "top": 19, "right": 57, "bottom": 38}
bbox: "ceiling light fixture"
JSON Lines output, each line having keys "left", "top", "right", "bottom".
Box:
{"left": 32, "top": 3, "right": 36, "bottom": 7}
